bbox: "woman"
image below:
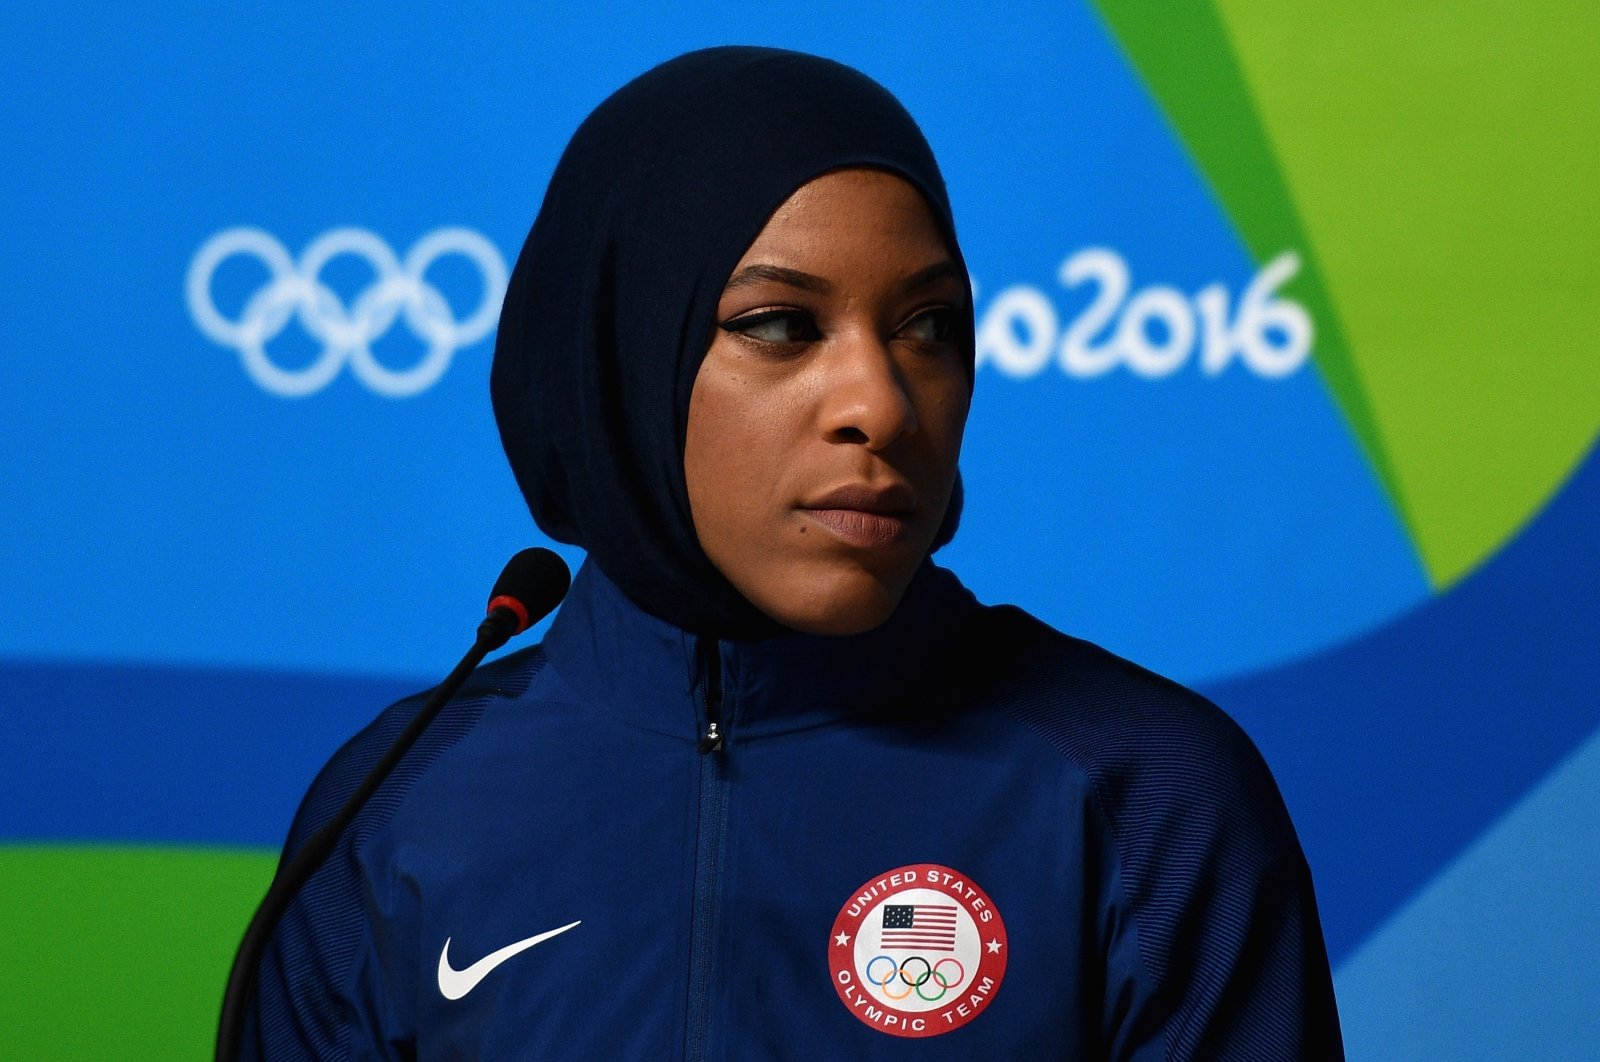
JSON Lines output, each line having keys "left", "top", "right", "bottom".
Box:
{"left": 245, "top": 47, "right": 1343, "bottom": 1059}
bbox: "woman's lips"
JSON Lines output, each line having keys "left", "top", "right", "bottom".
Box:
{"left": 799, "top": 482, "right": 918, "bottom": 548}
{"left": 802, "top": 507, "right": 911, "bottom": 548}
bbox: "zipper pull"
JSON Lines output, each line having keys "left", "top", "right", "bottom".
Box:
{"left": 698, "top": 636, "right": 725, "bottom": 754}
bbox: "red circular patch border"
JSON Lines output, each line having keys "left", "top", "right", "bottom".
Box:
{"left": 827, "top": 863, "right": 1008, "bottom": 1039}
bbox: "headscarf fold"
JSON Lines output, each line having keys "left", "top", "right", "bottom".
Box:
{"left": 492, "top": 46, "right": 971, "bottom": 638}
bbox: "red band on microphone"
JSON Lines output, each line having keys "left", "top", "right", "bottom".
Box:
{"left": 486, "top": 594, "right": 531, "bottom": 634}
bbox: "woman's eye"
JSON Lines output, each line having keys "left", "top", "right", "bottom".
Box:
{"left": 721, "top": 309, "right": 821, "bottom": 345}
{"left": 899, "top": 306, "right": 958, "bottom": 345}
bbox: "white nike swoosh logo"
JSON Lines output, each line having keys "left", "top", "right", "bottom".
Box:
{"left": 437, "top": 920, "right": 582, "bottom": 1000}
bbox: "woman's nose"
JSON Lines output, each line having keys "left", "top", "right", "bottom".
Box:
{"left": 817, "top": 331, "right": 919, "bottom": 450}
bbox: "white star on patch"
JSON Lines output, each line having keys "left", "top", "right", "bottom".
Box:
{"left": 835, "top": 933, "right": 851, "bottom": 947}
{"left": 986, "top": 938, "right": 1003, "bottom": 954}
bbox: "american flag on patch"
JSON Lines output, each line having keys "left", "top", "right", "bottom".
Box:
{"left": 879, "top": 904, "right": 958, "bottom": 952}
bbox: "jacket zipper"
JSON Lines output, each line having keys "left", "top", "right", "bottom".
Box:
{"left": 686, "top": 637, "right": 728, "bottom": 1061}
{"left": 698, "top": 638, "right": 724, "bottom": 753}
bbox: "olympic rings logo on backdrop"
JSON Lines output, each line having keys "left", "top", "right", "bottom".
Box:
{"left": 185, "top": 226, "right": 508, "bottom": 398}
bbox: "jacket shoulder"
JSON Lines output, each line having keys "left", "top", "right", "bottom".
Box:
{"left": 975, "top": 603, "right": 1291, "bottom": 840}
{"left": 246, "top": 645, "right": 550, "bottom": 1059}
{"left": 973, "top": 603, "right": 1342, "bottom": 1056}
{"left": 281, "top": 644, "right": 549, "bottom": 857}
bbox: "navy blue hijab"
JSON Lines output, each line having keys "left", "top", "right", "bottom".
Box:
{"left": 491, "top": 46, "right": 972, "bottom": 639}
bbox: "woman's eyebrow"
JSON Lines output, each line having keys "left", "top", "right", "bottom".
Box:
{"left": 899, "top": 259, "right": 963, "bottom": 295}
{"left": 722, "top": 260, "right": 965, "bottom": 297}
{"left": 723, "top": 264, "right": 832, "bottom": 294}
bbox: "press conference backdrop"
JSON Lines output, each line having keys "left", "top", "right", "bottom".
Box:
{"left": 4, "top": 1, "right": 1596, "bottom": 1057}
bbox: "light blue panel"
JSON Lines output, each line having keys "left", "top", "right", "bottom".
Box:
{"left": 1335, "top": 723, "right": 1600, "bottom": 1060}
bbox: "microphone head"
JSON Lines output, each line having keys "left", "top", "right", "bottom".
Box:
{"left": 486, "top": 547, "right": 572, "bottom": 636}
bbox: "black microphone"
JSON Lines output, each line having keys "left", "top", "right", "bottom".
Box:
{"left": 478, "top": 545, "right": 571, "bottom": 649}
{"left": 216, "top": 548, "right": 571, "bottom": 1062}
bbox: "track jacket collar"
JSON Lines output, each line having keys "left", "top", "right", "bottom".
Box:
{"left": 541, "top": 560, "right": 978, "bottom": 745}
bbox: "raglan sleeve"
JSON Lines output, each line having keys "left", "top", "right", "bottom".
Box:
{"left": 1094, "top": 695, "right": 1344, "bottom": 1061}
{"left": 236, "top": 696, "right": 426, "bottom": 1061}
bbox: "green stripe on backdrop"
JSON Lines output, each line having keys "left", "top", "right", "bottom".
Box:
{"left": 1089, "top": 0, "right": 1414, "bottom": 559}
{"left": 1209, "top": 0, "right": 1600, "bottom": 588}
{"left": 0, "top": 846, "right": 274, "bottom": 1060}
{"left": 1102, "top": 0, "right": 1600, "bottom": 588}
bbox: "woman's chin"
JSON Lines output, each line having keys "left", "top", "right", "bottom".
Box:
{"left": 741, "top": 564, "right": 913, "bottom": 637}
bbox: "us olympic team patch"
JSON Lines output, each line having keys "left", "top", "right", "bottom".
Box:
{"left": 828, "top": 863, "right": 1007, "bottom": 1038}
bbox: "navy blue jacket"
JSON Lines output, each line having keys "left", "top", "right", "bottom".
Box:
{"left": 245, "top": 561, "right": 1343, "bottom": 1059}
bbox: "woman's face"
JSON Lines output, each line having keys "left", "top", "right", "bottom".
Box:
{"left": 684, "top": 168, "right": 971, "bottom": 636}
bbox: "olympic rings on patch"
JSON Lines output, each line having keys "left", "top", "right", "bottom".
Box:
{"left": 919, "top": 958, "right": 965, "bottom": 1001}
{"left": 185, "top": 226, "right": 508, "bottom": 398}
{"left": 881, "top": 972, "right": 914, "bottom": 1000}
{"left": 898, "top": 956, "right": 933, "bottom": 988}
{"left": 865, "top": 954, "right": 965, "bottom": 1002}
{"left": 865, "top": 955, "right": 898, "bottom": 986}
{"left": 868, "top": 955, "right": 914, "bottom": 999}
